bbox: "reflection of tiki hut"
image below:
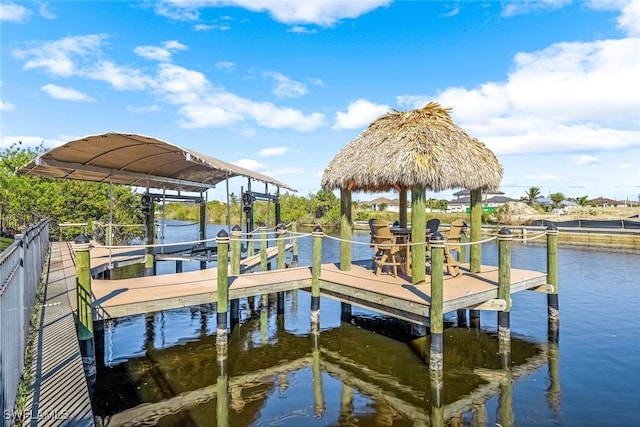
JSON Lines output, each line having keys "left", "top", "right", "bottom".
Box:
{"left": 321, "top": 102, "right": 503, "bottom": 283}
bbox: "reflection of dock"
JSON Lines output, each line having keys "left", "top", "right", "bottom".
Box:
{"left": 95, "top": 311, "right": 552, "bottom": 426}
{"left": 51, "top": 241, "right": 547, "bottom": 322}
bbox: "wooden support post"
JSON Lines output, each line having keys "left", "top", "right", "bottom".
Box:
{"left": 290, "top": 221, "right": 299, "bottom": 267}
{"left": 311, "top": 226, "right": 323, "bottom": 326}
{"left": 73, "top": 234, "right": 96, "bottom": 388}
{"left": 429, "top": 232, "right": 445, "bottom": 373}
{"left": 230, "top": 299, "right": 240, "bottom": 332}
{"left": 340, "top": 188, "right": 352, "bottom": 271}
{"left": 547, "top": 340, "right": 561, "bottom": 414}
{"left": 277, "top": 291, "right": 285, "bottom": 315}
{"left": 259, "top": 222, "right": 268, "bottom": 271}
{"left": 276, "top": 222, "right": 286, "bottom": 270}
{"left": 546, "top": 225, "right": 560, "bottom": 343}
{"left": 459, "top": 229, "right": 468, "bottom": 264}
{"left": 216, "top": 344, "right": 229, "bottom": 427}
{"left": 498, "top": 227, "right": 513, "bottom": 347}
{"left": 312, "top": 326, "right": 325, "bottom": 417}
{"left": 175, "top": 260, "right": 182, "bottom": 273}
{"left": 456, "top": 309, "right": 467, "bottom": 327}
{"left": 199, "top": 198, "right": 207, "bottom": 270}
{"left": 340, "top": 384, "right": 353, "bottom": 422}
{"left": 411, "top": 184, "right": 427, "bottom": 286}
{"left": 399, "top": 189, "right": 408, "bottom": 228}
{"left": 248, "top": 229, "right": 255, "bottom": 258}
{"left": 216, "top": 229, "right": 229, "bottom": 346}
{"left": 340, "top": 302, "right": 352, "bottom": 323}
{"left": 144, "top": 199, "right": 155, "bottom": 277}
{"left": 260, "top": 295, "right": 268, "bottom": 343}
{"left": 470, "top": 310, "right": 481, "bottom": 329}
{"left": 470, "top": 188, "right": 482, "bottom": 273}
{"left": 430, "top": 369, "right": 444, "bottom": 427}
{"left": 230, "top": 225, "right": 241, "bottom": 275}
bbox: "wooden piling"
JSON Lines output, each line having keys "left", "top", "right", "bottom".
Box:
{"left": 411, "top": 184, "right": 427, "bottom": 286}
{"left": 429, "top": 232, "right": 445, "bottom": 372}
{"left": 259, "top": 222, "right": 268, "bottom": 271}
{"left": 276, "top": 222, "right": 286, "bottom": 270}
{"left": 459, "top": 230, "right": 468, "bottom": 264}
{"left": 340, "top": 188, "right": 352, "bottom": 271}
{"left": 311, "top": 226, "right": 323, "bottom": 326}
{"left": 216, "top": 229, "right": 229, "bottom": 346}
{"left": 498, "top": 227, "right": 513, "bottom": 346}
{"left": 230, "top": 225, "right": 242, "bottom": 275}
{"left": 144, "top": 199, "right": 155, "bottom": 277}
{"left": 175, "top": 260, "right": 182, "bottom": 273}
{"left": 547, "top": 225, "right": 560, "bottom": 343}
{"left": 290, "top": 221, "right": 299, "bottom": 267}
{"left": 470, "top": 188, "right": 482, "bottom": 273}
{"left": 73, "top": 234, "right": 96, "bottom": 386}
{"left": 216, "top": 345, "right": 229, "bottom": 427}
{"left": 312, "top": 327, "right": 325, "bottom": 417}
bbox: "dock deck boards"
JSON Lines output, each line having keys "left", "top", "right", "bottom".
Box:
{"left": 44, "top": 242, "right": 550, "bottom": 322}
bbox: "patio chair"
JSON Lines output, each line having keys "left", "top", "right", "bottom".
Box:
{"left": 371, "top": 219, "right": 404, "bottom": 277}
{"left": 444, "top": 219, "right": 466, "bottom": 276}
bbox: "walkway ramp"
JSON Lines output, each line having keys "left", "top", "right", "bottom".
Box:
{"left": 20, "top": 242, "right": 94, "bottom": 426}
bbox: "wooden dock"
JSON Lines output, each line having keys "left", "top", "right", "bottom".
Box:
{"left": 52, "top": 241, "right": 548, "bottom": 323}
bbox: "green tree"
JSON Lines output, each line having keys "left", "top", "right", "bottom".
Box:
{"left": 524, "top": 186, "right": 542, "bottom": 205}
{"left": 0, "top": 141, "right": 143, "bottom": 241}
{"left": 550, "top": 192, "right": 566, "bottom": 208}
{"left": 576, "top": 195, "right": 589, "bottom": 206}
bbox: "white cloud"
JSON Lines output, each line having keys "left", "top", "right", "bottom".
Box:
{"left": 263, "top": 71, "right": 308, "bottom": 98}
{"left": 288, "top": 26, "right": 317, "bottom": 34}
{"left": 126, "top": 105, "right": 161, "bottom": 113}
{"left": 134, "top": 40, "right": 187, "bottom": 62}
{"left": 157, "top": 0, "right": 391, "bottom": 26}
{"left": 523, "top": 173, "right": 568, "bottom": 181}
{"left": 263, "top": 167, "right": 306, "bottom": 176}
{"left": 574, "top": 154, "right": 599, "bottom": 165}
{"left": 41, "top": 84, "right": 94, "bottom": 101}
{"left": 194, "top": 23, "right": 230, "bottom": 31}
{"left": 234, "top": 158, "right": 265, "bottom": 171}
{"left": 619, "top": 162, "right": 633, "bottom": 168}
{"left": 1, "top": 100, "right": 15, "bottom": 112}
{"left": 39, "top": 3, "right": 56, "bottom": 19}
{"left": 216, "top": 61, "right": 235, "bottom": 71}
{"left": 501, "top": 0, "right": 571, "bottom": 17}
{"left": 428, "top": 34, "right": 640, "bottom": 155}
{"left": 0, "top": 3, "right": 31, "bottom": 23}
{"left": 13, "top": 34, "right": 327, "bottom": 133}
{"left": 258, "top": 147, "right": 289, "bottom": 156}
{"left": 333, "top": 99, "right": 390, "bottom": 130}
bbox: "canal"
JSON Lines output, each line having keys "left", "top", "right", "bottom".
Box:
{"left": 92, "top": 221, "right": 639, "bottom": 426}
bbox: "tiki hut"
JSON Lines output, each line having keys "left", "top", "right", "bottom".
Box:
{"left": 321, "top": 102, "right": 503, "bottom": 283}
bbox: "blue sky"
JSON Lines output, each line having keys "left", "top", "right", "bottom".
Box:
{"left": 1, "top": 0, "right": 639, "bottom": 203}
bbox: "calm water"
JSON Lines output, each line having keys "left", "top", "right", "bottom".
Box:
{"left": 93, "top": 221, "right": 640, "bottom": 426}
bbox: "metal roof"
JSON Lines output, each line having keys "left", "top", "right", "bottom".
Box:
{"left": 17, "top": 132, "right": 296, "bottom": 193}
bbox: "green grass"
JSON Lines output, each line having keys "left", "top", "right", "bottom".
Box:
{"left": 0, "top": 236, "right": 13, "bottom": 252}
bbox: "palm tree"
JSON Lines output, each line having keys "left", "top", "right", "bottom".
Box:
{"left": 576, "top": 196, "right": 589, "bottom": 207}
{"left": 524, "top": 187, "right": 542, "bottom": 205}
{"left": 550, "top": 192, "right": 566, "bottom": 208}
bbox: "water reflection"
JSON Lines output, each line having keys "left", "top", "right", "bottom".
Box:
{"left": 93, "top": 289, "right": 552, "bottom": 426}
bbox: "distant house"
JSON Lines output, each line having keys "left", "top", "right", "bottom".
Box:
{"left": 448, "top": 189, "right": 516, "bottom": 212}
{"left": 588, "top": 197, "right": 627, "bottom": 207}
{"left": 365, "top": 197, "right": 399, "bottom": 212}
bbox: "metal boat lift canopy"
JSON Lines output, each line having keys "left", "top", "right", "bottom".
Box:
{"left": 17, "top": 132, "right": 296, "bottom": 193}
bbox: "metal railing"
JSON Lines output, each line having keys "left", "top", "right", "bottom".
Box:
{"left": 0, "top": 219, "right": 50, "bottom": 426}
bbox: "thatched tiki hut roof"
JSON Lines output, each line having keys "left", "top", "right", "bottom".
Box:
{"left": 321, "top": 102, "right": 503, "bottom": 283}
{"left": 321, "top": 102, "right": 502, "bottom": 193}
